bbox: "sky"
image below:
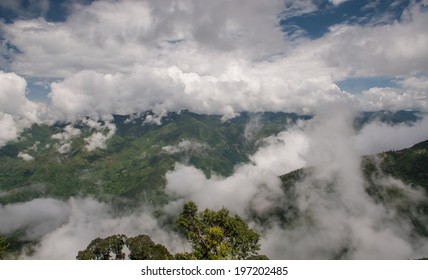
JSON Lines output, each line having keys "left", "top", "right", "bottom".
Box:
{"left": 1, "top": 0, "right": 428, "bottom": 260}
{"left": 0, "top": 0, "right": 427, "bottom": 125}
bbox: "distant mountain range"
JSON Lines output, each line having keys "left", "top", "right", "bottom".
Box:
{"left": 0, "top": 110, "right": 424, "bottom": 207}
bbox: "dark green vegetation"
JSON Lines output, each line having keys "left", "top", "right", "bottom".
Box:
{"left": 353, "top": 110, "right": 422, "bottom": 130}
{"left": 76, "top": 234, "right": 173, "bottom": 260}
{"left": 0, "top": 236, "right": 9, "bottom": 259}
{"left": 175, "top": 201, "right": 262, "bottom": 260}
{"left": 77, "top": 202, "right": 264, "bottom": 260}
{"left": 375, "top": 140, "right": 428, "bottom": 192}
{"left": 0, "top": 111, "right": 306, "bottom": 206}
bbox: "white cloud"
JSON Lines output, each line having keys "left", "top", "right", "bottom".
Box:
{"left": 0, "top": 71, "right": 45, "bottom": 147}
{"left": 0, "top": 113, "right": 19, "bottom": 147}
{"left": 328, "top": 0, "right": 351, "bottom": 5}
{"left": 1, "top": 0, "right": 289, "bottom": 77}
{"left": 0, "top": 0, "right": 426, "bottom": 124}
{"left": 354, "top": 115, "right": 428, "bottom": 155}
{"left": 355, "top": 87, "right": 428, "bottom": 111}
{"left": 165, "top": 104, "right": 428, "bottom": 259}
{"left": 0, "top": 197, "right": 185, "bottom": 259}
{"left": 18, "top": 152, "right": 34, "bottom": 161}
{"left": 0, "top": 198, "right": 70, "bottom": 240}
{"left": 162, "top": 139, "right": 210, "bottom": 161}
{"left": 0, "top": 71, "right": 41, "bottom": 122}
{"left": 320, "top": 4, "right": 428, "bottom": 77}
{"left": 164, "top": 127, "right": 309, "bottom": 217}
{"left": 398, "top": 76, "right": 428, "bottom": 92}
{"left": 84, "top": 121, "right": 116, "bottom": 152}
{"left": 51, "top": 125, "right": 81, "bottom": 154}
{"left": 2, "top": 103, "right": 428, "bottom": 259}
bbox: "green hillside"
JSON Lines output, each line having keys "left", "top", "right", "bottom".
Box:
{"left": 0, "top": 111, "right": 304, "bottom": 206}
{"left": 0, "top": 110, "right": 423, "bottom": 208}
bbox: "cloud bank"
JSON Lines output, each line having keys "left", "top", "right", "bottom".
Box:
{"left": 0, "top": 0, "right": 426, "bottom": 146}
{"left": 164, "top": 105, "right": 428, "bottom": 259}
{"left": 0, "top": 197, "right": 184, "bottom": 259}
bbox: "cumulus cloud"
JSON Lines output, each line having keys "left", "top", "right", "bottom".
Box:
{"left": 1, "top": 0, "right": 291, "bottom": 77}
{"left": 0, "top": 0, "right": 426, "bottom": 127}
{"left": 0, "top": 113, "right": 19, "bottom": 147}
{"left": 83, "top": 120, "right": 116, "bottom": 152}
{"left": 51, "top": 125, "right": 81, "bottom": 154}
{"left": 0, "top": 71, "right": 41, "bottom": 122}
{"left": 320, "top": 3, "right": 428, "bottom": 77}
{"left": 0, "top": 71, "right": 45, "bottom": 147}
{"left": 398, "top": 76, "right": 428, "bottom": 92}
{"left": 354, "top": 87, "right": 428, "bottom": 111}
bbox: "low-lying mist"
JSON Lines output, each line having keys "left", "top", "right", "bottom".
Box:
{"left": 1, "top": 105, "right": 428, "bottom": 259}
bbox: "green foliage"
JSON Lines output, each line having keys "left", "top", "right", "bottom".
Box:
{"left": 0, "top": 236, "right": 10, "bottom": 259}
{"left": 379, "top": 140, "right": 428, "bottom": 192}
{"left": 77, "top": 202, "right": 264, "bottom": 260}
{"left": 76, "top": 234, "right": 172, "bottom": 260}
{"left": 76, "top": 234, "right": 127, "bottom": 260}
{"left": 125, "top": 235, "right": 173, "bottom": 260}
{"left": 174, "top": 252, "right": 197, "bottom": 260}
{"left": 176, "top": 201, "right": 261, "bottom": 260}
{"left": 246, "top": 254, "right": 270, "bottom": 260}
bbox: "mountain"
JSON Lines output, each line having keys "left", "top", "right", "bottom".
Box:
{"left": 0, "top": 110, "right": 427, "bottom": 259}
{"left": 0, "top": 111, "right": 307, "bottom": 206}
{"left": 0, "top": 110, "right": 422, "bottom": 207}
{"left": 278, "top": 139, "right": 428, "bottom": 239}
{"left": 353, "top": 110, "right": 422, "bottom": 130}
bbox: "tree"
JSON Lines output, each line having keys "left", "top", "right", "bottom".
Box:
{"left": 76, "top": 234, "right": 172, "bottom": 260}
{"left": 125, "top": 235, "right": 173, "bottom": 260}
{"left": 76, "top": 202, "right": 265, "bottom": 260}
{"left": 76, "top": 234, "right": 126, "bottom": 260}
{"left": 0, "top": 236, "right": 9, "bottom": 259}
{"left": 176, "top": 201, "right": 261, "bottom": 260}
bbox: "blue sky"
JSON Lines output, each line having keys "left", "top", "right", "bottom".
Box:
{"left": 0, "top": 0, "right": 427, "bottom": 122}
{"left": 282, "top": 0, "right": 412, "bottom": 39}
